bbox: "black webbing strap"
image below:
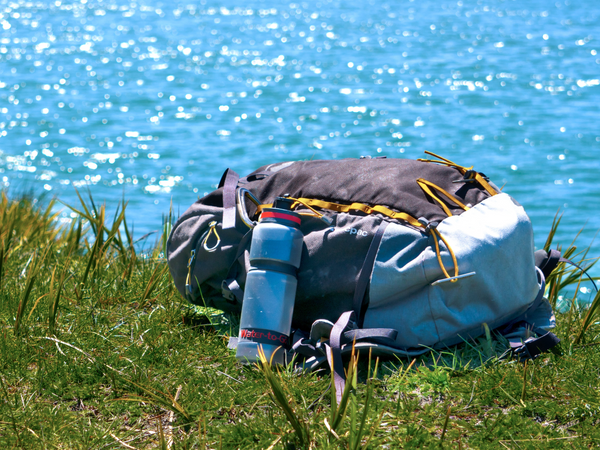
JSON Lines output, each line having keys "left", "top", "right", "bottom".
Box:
{"left": 326, "top": 311, "right": 400, "bottom": 405}
{"left": 219, "top": 168, "right": 240, "bottom": 230}
{"left": 327, "top": 311, "right": 354, "bottom": 405}
{"left": 342, "top": 328, "right": 398, "bottom": 346}
{"left": 221, "top": 279, "right": 243, "bottom": 305}
{"left": 510, "top": 328, "right": 561, "bottom": 361}
{"left": 535, "top": 249, "right": 598, "bottom": 292}
{"left": 353, "top": 221, "right": 389, "bottom": 327}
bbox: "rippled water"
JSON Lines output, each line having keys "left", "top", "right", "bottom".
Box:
{"left": 0, "top": 0, "right": 599, "bottom": 281}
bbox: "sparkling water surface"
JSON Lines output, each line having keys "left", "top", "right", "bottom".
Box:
{"left": 0, "top": 0, "right": 599, "bottom": 285}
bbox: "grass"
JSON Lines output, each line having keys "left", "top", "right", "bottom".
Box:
{"left": 0, "top": 193, "right": 599, "bottom": 449}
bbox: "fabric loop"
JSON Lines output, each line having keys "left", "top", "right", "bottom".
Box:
{"left": 220, "top": 168, "right": 240, "bottom": 230}
{"left": 328, "top": 311, "right": 355, "bottom": 405}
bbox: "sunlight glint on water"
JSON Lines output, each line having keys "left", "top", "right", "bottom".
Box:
{"left": 0, "top": 0, "right": 599, "bottom": 279}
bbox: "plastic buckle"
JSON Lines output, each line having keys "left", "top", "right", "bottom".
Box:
{"left": 418, "top": 217, "right": 439, "bottom": 234}
{"left": 221, "top": 280, "right": 237, "bottom": 301}
{"left": 512, "top": 343, "right": 534, "bottom": 361}
{"left": 452, "top": 170, "right": 490, "bottom": 183}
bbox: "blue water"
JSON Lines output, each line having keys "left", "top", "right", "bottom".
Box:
{"left": 0, "top": 0, "right": 599, "bottom": 285}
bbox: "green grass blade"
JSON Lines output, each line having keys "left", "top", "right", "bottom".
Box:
{"left": 574, "top": 288, "right": 600, "bottom": 344}
{"left": 140, "top": 263, "right": 170, "bottom": 304}
{"left": 331, "top": 345, "right": 357, "bottom": 431}
{"left": 77, "top": 224, "right": 104, "bottom": 298}
{"left": 256, "top": 347, "right": 310, "bottom": 447}
{"left": 543, "top": 210, "right": 563, "bottom": 252}
{"left": 14, "top": 245, "right": 52, "bottom": 335}
{"left": 49, "top": 267, "right": 68, "bottom": 335}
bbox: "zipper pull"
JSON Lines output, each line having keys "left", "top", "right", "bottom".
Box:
{"left": 185, "top": 249, "right": 196, "bottom": 297}
{"left": 202, "top": 221, "right": 221, "bottom": 252}
{"left": 187, "top": 249, "right": 196, "bottom": 268}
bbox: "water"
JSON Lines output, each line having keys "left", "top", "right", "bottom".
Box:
{"left": 0, "top": 0, "right": 599, "bottom": 285}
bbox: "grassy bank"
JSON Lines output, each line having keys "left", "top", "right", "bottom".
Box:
{"left": 0, "top": 193, "right": 599, "bottom": 449}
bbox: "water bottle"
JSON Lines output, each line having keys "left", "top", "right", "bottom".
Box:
{"left": 236, "top": 196, "right": 303, "bottom": 365}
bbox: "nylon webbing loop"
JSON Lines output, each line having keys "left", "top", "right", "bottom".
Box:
{"left": 219, "top": 168, "right": 240, "bottom": 230}
{"left": 327, "top": 311, "right": 354, "bottom": 405}
{"left": 417, "top": 151, "right": 473, "bottom": 174}
{"left": 342, "top": 328, "right": 398, "bottom": 345}
{"left": 419, "top": 218, "right": 460, "bottom": 282}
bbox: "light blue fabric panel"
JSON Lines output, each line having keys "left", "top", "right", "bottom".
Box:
{"left": 364, "top": 193, "right": 543, "bottom": 349}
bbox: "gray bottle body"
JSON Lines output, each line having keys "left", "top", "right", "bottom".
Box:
{"left": 236, "top": 210, "right": 303, "bottom": 365}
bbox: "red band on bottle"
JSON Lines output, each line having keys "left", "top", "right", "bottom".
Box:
{"left": 261, "top": 211, "right": 301, "bottom": 225}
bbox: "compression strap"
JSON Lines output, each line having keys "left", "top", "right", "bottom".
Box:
{"left": 287, "top": 198, "right": 424, "bottom": 228}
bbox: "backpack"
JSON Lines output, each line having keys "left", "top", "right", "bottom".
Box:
{"left": 167, "top": 152, "right": 559, "bottom": 392}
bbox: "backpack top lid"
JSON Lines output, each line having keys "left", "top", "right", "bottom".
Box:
{"left": 202, "top": 156, "right": 497, "bottom": 227}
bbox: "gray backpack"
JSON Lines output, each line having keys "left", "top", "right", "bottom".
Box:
{"left": 167, "top": 153, "right": 558, "bottom": 384}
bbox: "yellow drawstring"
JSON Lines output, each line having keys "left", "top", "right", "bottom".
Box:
{"left": 417, "top": 151, "right": 473, "bottom": 174}
{"left": 185, "top": 249, "right": 196, "bottom": 298}
{"left": 288, "top": 197, "right": 328, "bottom": 220}
{"left": 430, "top": 227, "right": 459, "bottom": 281}
{"left": 416, "top": 178, "right": 470, "bottom": 216}
{"left": 417, "top": 151, "right": 497, "bottom": 196}
{"left": 470, "top": 172, "right": 497, "bottom": 197}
